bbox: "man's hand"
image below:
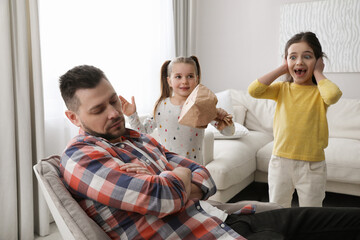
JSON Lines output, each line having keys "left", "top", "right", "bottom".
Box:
{"left": 119, "top": 95, "right": 137, "bottom": 116}
{"left": 120, "top": 163, "right": 153, "bottom": 175}
{"left": 189, "top": 183, "right": 203, "bottom": 200}
{"left": 172, "top": 167, "right": 192, "bottom": 200}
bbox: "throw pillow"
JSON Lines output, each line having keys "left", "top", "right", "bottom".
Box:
{"left": 215, "top": 90, "right": 234, "bottom": 116}
{"left": 206, "top": 122, "right": 249, "bottom": 139}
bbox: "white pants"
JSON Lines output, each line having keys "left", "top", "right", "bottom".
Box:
{"left": 268, "top": 155, "right": 327, "bottom": 208}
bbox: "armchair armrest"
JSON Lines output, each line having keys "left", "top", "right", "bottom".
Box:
{"left": 202, "top": 130, "right": 214, "bottom": 166}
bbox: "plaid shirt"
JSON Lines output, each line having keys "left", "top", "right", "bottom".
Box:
{"left": 60, "top": 128, "right": 246, "bottom": 239}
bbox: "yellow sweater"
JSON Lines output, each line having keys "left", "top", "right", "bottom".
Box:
{"left": 248, "top": 79, "right": 342, "bottom": 161}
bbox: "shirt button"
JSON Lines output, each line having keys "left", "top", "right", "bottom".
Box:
{"left": 196, "top": 205, "right": 201, "bottom": 210}
{"left": 146, "top": 159, "right": 150, "bottom": 164}
{"left": 220, "top": 223, "right": 225, "bottom": 228}
{"left": 120, "top": 144, "right": 125, "bottom": 148}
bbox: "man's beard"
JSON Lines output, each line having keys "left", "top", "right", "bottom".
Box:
{"left": 82, "top": 117, "right": 126, "bottom": 141}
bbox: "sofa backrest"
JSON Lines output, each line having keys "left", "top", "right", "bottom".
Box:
{"left": 229, "top": 89, "right": 275, "bottom": 136}
{"left": 327, "top": 97, "right": 360, "bottom": 140}
{"left": 230, "top": 89, "right": 360, "bottom": 141}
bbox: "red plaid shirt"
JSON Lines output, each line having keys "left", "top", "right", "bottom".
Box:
{"left": 60, "top": 129, "right": 247, "bottom": 239}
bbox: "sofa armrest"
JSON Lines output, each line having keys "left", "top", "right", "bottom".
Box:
{"left": 202, "top": 130, "right": 214, "bottom": 166}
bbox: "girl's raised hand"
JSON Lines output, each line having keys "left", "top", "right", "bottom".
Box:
{"left": 314, "top": 57, "right": 325, "bottom": 74}
{"left": 119, "top": 95, "right": 136, "bottom": 116}
{"left": 280, "top": 58, "right": 289, "bottom": 75}
{"left": 258, "top": 58, "right": 288, "bottom": 85}
{"left": 313, "top": 58, "right": 327, "bottom": 82}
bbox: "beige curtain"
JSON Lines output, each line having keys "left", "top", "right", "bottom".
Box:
{"left": 0, "top": 0, "right": 49, "bottom": 239}
{"left": 173, "top": 0, "right": 196, "bottom": 56}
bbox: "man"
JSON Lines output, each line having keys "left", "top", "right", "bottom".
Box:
{"left": 59, "top": 65, "right": 360, "bottom": 240}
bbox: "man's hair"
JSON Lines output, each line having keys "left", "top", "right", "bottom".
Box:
{"left": 59, "top": 65, "right": 108, "bottom": 111}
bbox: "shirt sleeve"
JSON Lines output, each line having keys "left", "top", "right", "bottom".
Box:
{"left": 317, "top": 79, "right": 342, "bottom": 105}
{"left": 209, "top": 121, "right": 235, "bottom": 136}
{"left": 60, "top": 142, "right": 189, "bottom": 218}
{"left": 164, "top": 151, "right": 217, "bottom": 200}
{"left": 248, "top": 79, "right": 281, "bottom": 100}
{"left": 128, "top": 112, "right": 157, "bottom": 134}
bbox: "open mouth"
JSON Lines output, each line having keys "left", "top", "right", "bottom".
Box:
{"left": 294, "top": 69, "right": 306, "bottom": 77}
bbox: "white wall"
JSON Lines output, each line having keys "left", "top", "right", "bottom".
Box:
{"left": 194, "top": 0, "right": 360, "bottom": 99}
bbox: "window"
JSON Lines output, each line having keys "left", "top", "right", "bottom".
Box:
{"left": 39, "top": 0, "right": 175, "bottom": 155}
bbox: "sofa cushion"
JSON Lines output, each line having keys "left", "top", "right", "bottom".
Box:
{"left": 233, "top": 105, "right": 247, "bottom": 124}
{"left": 256, "top": 141, "right": 273, "bottom": 173}
{"left": 229, "top": 89, "right": 275, "bottom": 135}
{"left": 327, "top": 98, "right": 360, "bottom": 140}
{"left": 215, "top": 89, "right": 234, "bottom": 116}
{"left": 206, "top": 122, "right": 249, "bottom": 140}
{"left": 326, "top": 138, "right": 360, "bottom": 184}
{"left": 256, "top": 138, "right": 360, "bottom": 185}
{"left": 207, "top": 131, "right": 273, "bottom": 190}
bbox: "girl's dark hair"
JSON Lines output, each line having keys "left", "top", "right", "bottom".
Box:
{"left": 59, "top": 65, "right": 108, "bottom": 111}
{"left": 284, "top": 31, "right": 326, "bottom": 85}
{"left": 153, "top": 56, "right": 201, "bottom": 117}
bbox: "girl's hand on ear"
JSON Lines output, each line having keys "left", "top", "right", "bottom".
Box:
{"left": 313, "top": 58, "right": 327, "bottom": 82}
{"left": 280, "top": 58, "right": 289, "bottom": 75}
{"left": 119, "top": 95, "right": 136, "bottom": 116}
{"left": 314, "top": 57, "right": 325, "bottom": 74}
{"left": 258, "top": 58, "right": 288, "bottom": 85}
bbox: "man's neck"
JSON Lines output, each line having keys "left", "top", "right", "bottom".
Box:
{"left": 109, "top": 137, "right": 123, "bottom": 144}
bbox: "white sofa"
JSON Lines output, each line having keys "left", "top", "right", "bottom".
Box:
{"left": 205, "top": 89, "right": 360, "bottom": 203}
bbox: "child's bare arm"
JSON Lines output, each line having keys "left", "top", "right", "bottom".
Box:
{"left": 258, "top": 61, "right": 288, "bottom": 85}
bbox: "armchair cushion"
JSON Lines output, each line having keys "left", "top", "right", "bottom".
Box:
{"left": 34, "top": 155, "right": 111, "bottom": 240}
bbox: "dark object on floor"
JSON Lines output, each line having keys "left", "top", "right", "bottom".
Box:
{"left": 228, "top": 182, "right": 360, "bottom": 208}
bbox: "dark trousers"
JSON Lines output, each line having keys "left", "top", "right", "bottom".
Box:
{"left": 225, "top": 207, "right": 360, "bottom": 240}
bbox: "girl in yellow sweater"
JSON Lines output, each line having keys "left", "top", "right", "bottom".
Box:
{"left": 248, "top": 32, "right": 342, "bottom": 207}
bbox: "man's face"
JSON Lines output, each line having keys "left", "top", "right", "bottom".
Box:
{"left": 67, "top": 78, "right": 126, "bottom": 142}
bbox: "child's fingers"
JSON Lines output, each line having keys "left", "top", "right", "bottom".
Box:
{"left": 315, "top": 58, "right": 325, "bottom": 72}
{"left": 119, "top": 95, "right": 128, "bottom": 104}
{"left": 131, "top": 96, "right": 136, "bottom": 106}
{"left": 216, "top": 108, "right": 228, "bottom": 120}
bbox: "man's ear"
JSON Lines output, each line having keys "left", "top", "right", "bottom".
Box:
{"left": 65, "top": 110, "right": 81, "bottom": 127}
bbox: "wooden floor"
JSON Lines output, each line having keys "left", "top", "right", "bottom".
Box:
{"left": 228, "top": 182, "right": 360, "bottom": 208}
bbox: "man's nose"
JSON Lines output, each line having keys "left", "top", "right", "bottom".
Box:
{"left": 108, "top": 105, "right": 120, "bottom": 119}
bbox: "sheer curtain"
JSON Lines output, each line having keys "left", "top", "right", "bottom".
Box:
{"left": 39, "top": 0, "right": 176, "bottom": 156}
{"left": 0, "top": 0, "right": 47, "bottom": 239}
{"left": 173, "top": 0, "right": 196, "bottom": 56}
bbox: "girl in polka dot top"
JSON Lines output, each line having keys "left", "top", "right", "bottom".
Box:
{"left": 120, "top": 56, "right": 235, "bottom": 164}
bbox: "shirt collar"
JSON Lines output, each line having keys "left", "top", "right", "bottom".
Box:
{"left": 79, "top": 128, "right": 141, "bottom": 142}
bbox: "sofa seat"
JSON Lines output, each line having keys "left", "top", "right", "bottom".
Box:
{"left": 326, "top": 138, "right": 360, "bottom": 184}
{"left": 207, "top": 131, "right": 273, "bottom": 201}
